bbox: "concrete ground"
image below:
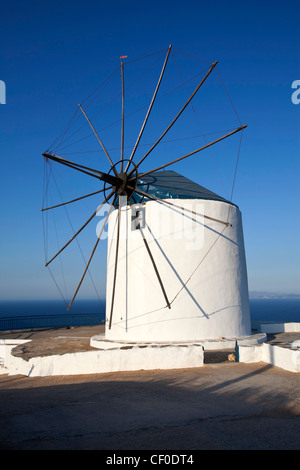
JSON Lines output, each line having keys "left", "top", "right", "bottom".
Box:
{"left": 0, "top": 325, "right": 299, "bottom": 450}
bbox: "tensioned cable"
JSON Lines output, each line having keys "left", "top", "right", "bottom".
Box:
{"left": 42, "top": 159, "right": 50, "bottom": 263}
{"left": 50, "top": 67, "right": 120, "bottom": 154}
{"left": 50, "top": 186, "right": 69, "bottom": 299}
{"left": 226, "top": 129, "right": 244, "bottom": 225}
{"left": 42, "top": 156, "right": 53, "bottom": 210}
{"left": 216, "top": 66, "right": 242, "bottom": 126}
{"left": 46, "top": 167, "right": 102, "bottom": 303}
{"left": 229, "top": 129, "right": 244, "bottom": 202}
{"left": 49, "top": 106, "right": 80, "bottom": 154}
{"left": 173, "top": 49, "right": 242, "bottom": 126}
{"left": 57, "top": 128, "right": 240, "bottom": 156}
{"left": 42, "top": 160, "right": 68, "bottom": 298}
{"left": 46, "top": 266, "right": 69, "bottom": 309}
{"left": 46, "top": 265, "right": 105, "bottom": 322}
{"left": 80, "top": 65, "right": 120, "bottom": 109}
{"left": 172, "top": 48, "right": 212, "bottom": 65}
{"left": 56, "top": 66, "right": 208, "bottom": 153}
{"left": 121, "top": 47, "right": 167, "bottom": 65}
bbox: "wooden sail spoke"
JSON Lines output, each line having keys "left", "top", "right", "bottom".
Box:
{"left": 137, "top": 125, "right": 247, "bottom": 178}
{"left": 78, "top": 104, "right": 119, "bottom": 177}
{"left": 108, "top": 199, "right": 121, "bottom": 329}
{"left": 42, "top": 152, "right": 106, "bottom": 179}
{"left": 67, "top": 195, "right": 117, "bottom": 311}
{"left": 124, "top": 45, "right": 172, "bottom": 173}
{"left": 43, "top": 152, "right": 125, "bottom": 187}
{"left": 45, "top": 190, "right": 114, "bottom": 267}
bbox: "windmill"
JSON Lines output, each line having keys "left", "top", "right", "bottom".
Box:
{"left": 42, "top": 45, "right": 251, "bottom": 343}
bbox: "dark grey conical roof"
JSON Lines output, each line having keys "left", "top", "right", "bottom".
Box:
{"left": 133, "top": 170, "right": 236, "bottom": 206}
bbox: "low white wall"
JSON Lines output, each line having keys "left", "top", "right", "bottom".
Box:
{"left": 261, "top": 343, "right": 300, "bottom": 373}
{"left": 0, "top": 339, "right": 31, "bottom": 375}
{"left": 258, "top": 322, "right": 300, "bottom": 334}
{"left": 5, "top": 344, "right": 204, "bottom": 377}
{"left": 238, "top": 343, "right": 300, "bottom": 373}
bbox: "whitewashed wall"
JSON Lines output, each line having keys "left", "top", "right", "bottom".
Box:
{"left": 105, "top": 198, "right": 251, "bottom": 342}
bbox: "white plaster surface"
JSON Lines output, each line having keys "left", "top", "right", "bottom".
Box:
{"left": 257, "top": 322, "right": 300, "bottom": 333}
{"left": 90, "top": 332, "right": 266, "bottom": 351}
{"left": 238, "top": 342, "right": 300, "bottom": 373}
{"left": 105, "top": 198, "right": 251, "bottom": 342}
{"left": 4, "top": 342, "right": 204, "bottom": 377}
{"left": 0, "top": 339, "right": 31, "bottom": 375}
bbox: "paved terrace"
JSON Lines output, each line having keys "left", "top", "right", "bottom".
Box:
{"left": 0, "top": 325, "right": 299, "bottom": 450}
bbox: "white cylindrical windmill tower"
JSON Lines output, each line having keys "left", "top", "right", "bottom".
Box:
{"left": 105, "top": 170, "right": 251, "bottom": 343}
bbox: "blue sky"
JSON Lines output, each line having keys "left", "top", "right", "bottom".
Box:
{"left": 0, "top": 0, "right": 299, "bottom": 302}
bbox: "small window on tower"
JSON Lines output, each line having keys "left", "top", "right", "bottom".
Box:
{"left": 131, "top": 205, "right": 145, "bottom": 230}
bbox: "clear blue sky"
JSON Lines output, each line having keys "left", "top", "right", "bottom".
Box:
{"left": 0, "top": 0, "right": 299, "bottom": 302}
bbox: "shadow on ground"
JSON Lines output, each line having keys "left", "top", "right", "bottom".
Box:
{"left": 0, "top": 360, "right": 299, "bottom": 450}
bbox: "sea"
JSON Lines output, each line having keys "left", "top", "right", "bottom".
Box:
{"left": 0, "top": 297, "right": 299, "bottom": 331}
{"left": 0, "top": 299, "right": 106, "bottom": 331}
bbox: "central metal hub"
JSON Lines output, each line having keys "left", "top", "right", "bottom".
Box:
{"left": 103, "top": 159, "right": 139, "bottom": 202}
{"left": 116, "top": 172, "right": 128, "bottom": 194}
